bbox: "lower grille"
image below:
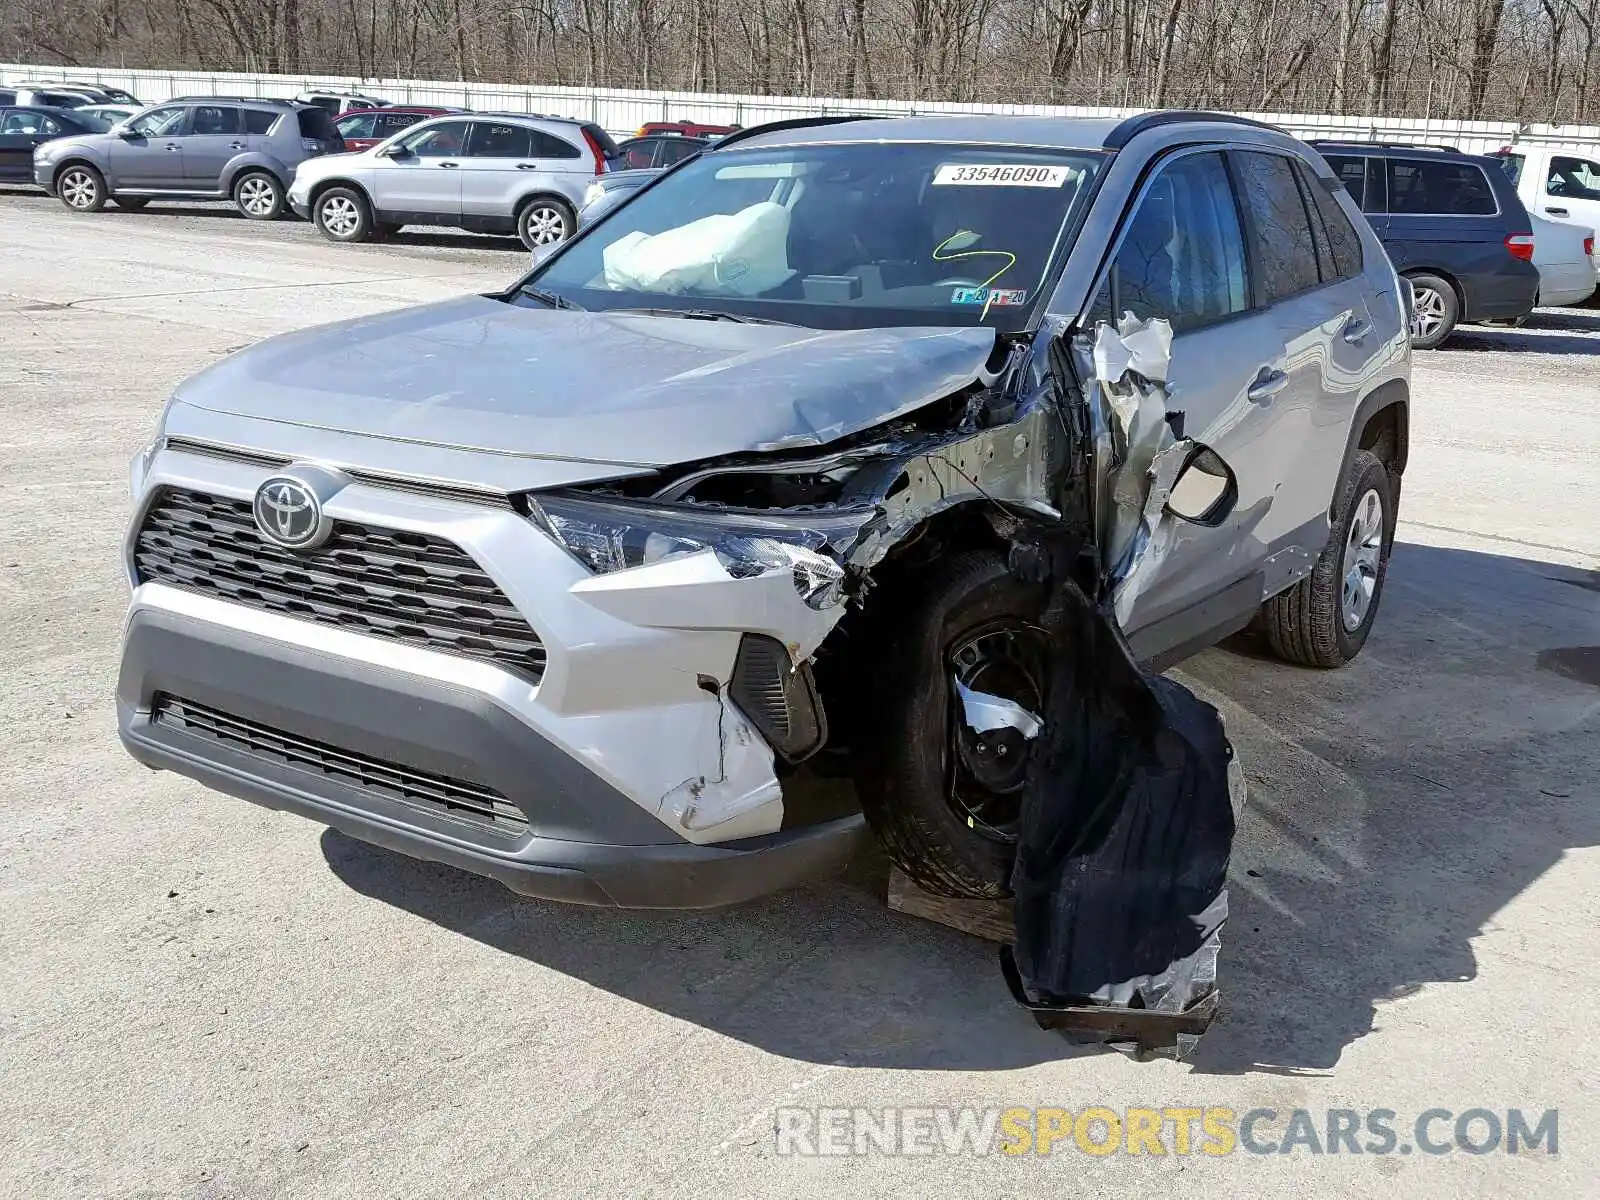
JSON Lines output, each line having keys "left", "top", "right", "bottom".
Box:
{"left": 152, "top": 694, "right": 528, "bottom": 831}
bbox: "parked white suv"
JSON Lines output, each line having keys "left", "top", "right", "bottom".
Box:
{"left": 290, "top": 112, "right": 621, "bottom": 249}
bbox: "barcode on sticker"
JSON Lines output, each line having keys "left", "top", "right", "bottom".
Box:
{"left": 932, "top": 164, "right": 1074, "bottom": 187}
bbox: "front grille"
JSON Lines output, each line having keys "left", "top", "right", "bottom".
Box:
{"left": 133, "top": 488, "right": 545, "bottom": 680}
{"left": 152, "top": 694, "right": 528, "bottom": 830}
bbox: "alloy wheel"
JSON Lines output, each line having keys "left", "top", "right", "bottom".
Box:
{"left": 1339, "top": 487, "right": 1385, "bottom": 632}
{"left": 237, "top": 176, "right": 278, "bottom": 217}
{"left": 60, "top": 169, "right": 98, "bottom": 209}
{"left": 1410, "top": 286, "right": 1447, "bottom": 341}
{"left": 319, "top": 196, "right": 360, "bottom": 238}
{"left": 522, "top": 205, "right": 567, "bottom": 246}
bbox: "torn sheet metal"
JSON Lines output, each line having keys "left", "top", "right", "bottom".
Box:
{"left": 955, "top": 680, "right": 1043, "bottom": 739}
{"left": 1001, "top": 531, "right": 1239, "bottom": 1060}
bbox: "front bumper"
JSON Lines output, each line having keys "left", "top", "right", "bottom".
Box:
{"left": 33, "top": 160, "right": 56, "bottom": 192}
{"left": 118, "top": 445, "right": 864, "bottom": 907}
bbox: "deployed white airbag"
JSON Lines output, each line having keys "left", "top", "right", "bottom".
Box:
{"left": 602, "top": 201, "right": 795, "bottom": 297}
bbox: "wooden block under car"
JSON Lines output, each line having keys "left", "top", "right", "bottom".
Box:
{"left": 886, "top": 867, "right": 1015, "bottom": 942}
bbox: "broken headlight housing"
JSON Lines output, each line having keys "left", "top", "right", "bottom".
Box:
{"left": 528, "top": 492, "right": 849, "bottom": 609}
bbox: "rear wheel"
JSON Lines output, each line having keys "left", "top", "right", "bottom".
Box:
{"left": 233, "top": 171, "right": 285, "bottom": 220}
{"left": 56, "top": 164, "right": 106, "bottom": 213}
{"left": 110, "top": 195, "right": 150, "bottom": 210}
{"left": 313, "top": 187, "right": 374, "bottom": 243}
{"left": 1261, "top": 449, "right": 1394, "bottom": 668}
{"left": 517, "top": 198, "right": 574, "bottom": 250}
{"left": 854, "top": 552, "right": 1046, "bottom": 898}
{"left": 1407, "top": 271, "right": 1458, "bottom": 349}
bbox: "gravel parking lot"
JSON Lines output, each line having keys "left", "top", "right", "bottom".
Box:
{"left": 2, "top": 194, "right": 1597, "bottom": 1199}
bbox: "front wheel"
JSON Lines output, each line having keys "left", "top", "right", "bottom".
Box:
{"left": 313, "top": 187, "right": 374, "bottom": 243}
{"left": 1407, "top": 272, "right": 1458, "bottom": 350}
{"left": 517, "top": 198, "right": 574, "bottom": 250}
{"left": 56, "top": 164, "right": 106, "bottom": 213}
{"left": 233, "top": 171, "right": 285, "bottom": 220}
{"left": 1261, "top": 449, "right": 1394, "bottom": 668}
{"left": 854, "top": 552, "right": 1046, "bottom": 898}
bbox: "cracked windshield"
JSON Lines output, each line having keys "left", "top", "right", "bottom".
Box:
{"left": 520, "top": 143, "right": 1104, "bottom": 329}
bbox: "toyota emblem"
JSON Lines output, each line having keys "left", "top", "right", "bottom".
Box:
{"left": 253, "top": 475, "right": 329, "bottom": 549}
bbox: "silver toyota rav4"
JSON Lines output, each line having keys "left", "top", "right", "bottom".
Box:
{"left": 118, "top": 113, "right": 1411, "bottom": 908}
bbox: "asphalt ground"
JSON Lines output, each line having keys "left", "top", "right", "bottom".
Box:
{"left": 1, "top": 192, "right": 1597, "bottom": 1198}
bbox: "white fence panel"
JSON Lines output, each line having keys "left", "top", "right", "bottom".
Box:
{"left": 6, "top": 62, "right": 1599, "bottom": 155}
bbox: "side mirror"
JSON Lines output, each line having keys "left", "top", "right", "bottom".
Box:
{"left": 379, "top": 143, "right": 411, "bottom": 159}
{"left": 1165, "top": 444, "right": 1238, "bottom": 526}
{"left": 116, "top": 127, "right": 138, "bottom": 139}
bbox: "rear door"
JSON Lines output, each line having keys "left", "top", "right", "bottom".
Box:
{"left": 181, "top": 103, "right": 243, "bottom": 187}
{"left": 1230, "top": 149, "right": 1383, "bottom": 555}
{"left": 107, "top": 104, "right": 187, "bottom": 187}
{"left": 459, "top": 120, "right": 535, "bottom": 225}
{"left": 1092, "top": 148, "right": 1290, "bottom": 635}
{"left": 370, "top": 119, "right": 468, "bottom": 218}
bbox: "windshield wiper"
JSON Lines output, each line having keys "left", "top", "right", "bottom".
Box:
{"left": 520, "top": 286, "right": 585, "bottom": 311}
{"left": 610, "top": 306, "right": 796, "bottom": 326}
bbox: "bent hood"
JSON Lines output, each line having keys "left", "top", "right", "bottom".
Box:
{"left": 175, "top": 295, "right": 996, "bottom": 469}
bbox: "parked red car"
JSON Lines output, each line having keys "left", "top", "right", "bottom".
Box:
{"left": 335, "top": 106, "right": 463, "bottom": 151}
{"left": 636, "top": 120, "right": 739, "bottom": 139}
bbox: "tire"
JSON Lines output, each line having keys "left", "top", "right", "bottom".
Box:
{"left": 111, "top": 195, "right": 150, "bottom": 210}
{"left": 56, "top": 164, "right": 106, "bottom": 213}
{"left": 313, "top": 186, "right": 374, "bottom": 243}
{"left": 1407, "top": 271, "right": 1458, "bottom": 350}
{"left": 232, "top": 171, "right": 285, "bottom": 221}
{"left": 517, "top": 197, "right": 575, "bottom": 250}
{"left": 854, "top": 552, "right": 1047, "bottom": 898}
{"left": 1262, "top": 449, "right": 1394, "bottom": 668}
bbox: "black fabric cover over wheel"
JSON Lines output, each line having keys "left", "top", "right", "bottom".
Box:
{"left": 854, "top": 552, "right": 1045, "bottom": 898}
{"left": 1262, "top": 449, "right": 1394, "bottom": 668}
{"left": 1407, "top": 271, "right": 1459, "bottom": 350}
{"left": 111, "top": 195, "right": 150, "bottom": 210}
{"left": 314, "top": 186, "right": 374, "bottom": 243}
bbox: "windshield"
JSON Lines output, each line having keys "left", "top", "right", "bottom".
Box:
{"left": 517, "top": 141, "right": 1105, "bottom": 330}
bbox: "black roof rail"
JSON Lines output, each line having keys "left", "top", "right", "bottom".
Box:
{"left": 707, "top": 114, "right": 885, "bottom": 151}
{"left": 1103, "top": 110, "right": 1283, "bottom": 149}
{"left": 163, "top": 94, "right": 298, "bottom": 105}
{"left": 1309, "top": 139, "right": 1464, "bottom": 153}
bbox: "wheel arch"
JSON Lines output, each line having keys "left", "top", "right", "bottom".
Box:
{"left": 1341, "top": 379, "right": 1410, "bottom": 490}
{"left": 48, "top": 156, "right": 102, "bottom": 189}
{"left": 307, "top": 176, "right": 373, "bottom": 210}
{"left": 514, "top": 190, "right": 577, "bottom": 219}
{"left": 221, "top": 157, "right": 288, "bottom": 194}
{"left": 1400, "top": 265, "right": 1465, "bottom": 315}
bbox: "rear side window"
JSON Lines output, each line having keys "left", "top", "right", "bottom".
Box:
{"left": 467, "top": 122, "right": 534, "bottom": 158}
{"left": 1296, "top": 164, "right": 1364, "bottom": 280}
{"left": 1387, "top": 159, "right": 1497, "bottom": 215}
{"left": 336, "top": 112, "right": 377, "bottom": 140}
{"left": 296, "top": 108, "right": 341, "bottom": 141}
{"left": 1, "top": 111, "right": 60, "bottom": 135}
{"left": 620, "top": 138, "right": 658, "bottom": 169}
{"left": 530, "top": 130, "right": 582, "bottom": 159}
{"left": 1111, "top": 151, "right": 1249, "bottom": 333}
{"left": 1495, "top": 153, "right": 1525, "bottom": 185}
{"left": 658, "top": 138, "right": 703, "bottom": 166}
{"left": 1321, "top": 154, "right": 1371, "bottom": 208}
{"left": 1233, "top": 150, "right": 1321, "bottom": 302}
{"left": 191, "top": 105, "right": 240, "bottom": 135}
{"left": 243, "top": 109, "right": 279, "bottom": 135}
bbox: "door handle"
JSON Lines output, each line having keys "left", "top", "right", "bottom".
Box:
{"left": 1341, "top": 317, "right": 1371, "bottom": 344}
{"left": 1544, "top": 205, "right": 1569, "bottom": 216}
{"left": 1247, "top": 369, "right": 1289, "bottom": 404}
{"left": 437, "top": 161, "right": 458, "bottom": 168}
{"left": 229, "top": 141, "right": 245, "bottom": 149}
{"left": 164, "top": 143, "right": 181, "bottom": 151}
{"left": 516, "top": 163, "right": 538, "bottom": 170}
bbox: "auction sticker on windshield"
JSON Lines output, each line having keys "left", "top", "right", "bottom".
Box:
{"left": 933, "top": 164, "right": 1075, "bottom": 187}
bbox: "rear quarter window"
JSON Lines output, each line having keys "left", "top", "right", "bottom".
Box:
{"left": 297, "top": 108, "right": 341, "bottom": 141}
{"left": 1233, "top": 150, "right": 1321, "bottom": 302}
{"left": 243, "top": 110, "right": 279, "bottom": 135}
{"left": 531, "top": 130, "right": 582, "bottom": 159}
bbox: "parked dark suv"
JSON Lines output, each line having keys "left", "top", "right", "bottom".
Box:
{"left": 1312, "top": 141, "right": 1539, "bottom": 348}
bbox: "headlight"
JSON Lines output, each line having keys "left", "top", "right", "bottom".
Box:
{"left": 582, "top": 180, "right": 606, "bottom": 208}
{"left": 530, "top": 493, "right": 849, "bottom": 610}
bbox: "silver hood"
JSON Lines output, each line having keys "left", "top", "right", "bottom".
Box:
{"left": 174, "top": 295, "right": 997, "bottom": 474}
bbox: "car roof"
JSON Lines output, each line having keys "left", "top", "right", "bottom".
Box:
{"left": 717, "top": 112, "right": 1288, "bottom": 153}
{"left": 343, "top": 105, "right": 461, "bottom": 116}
